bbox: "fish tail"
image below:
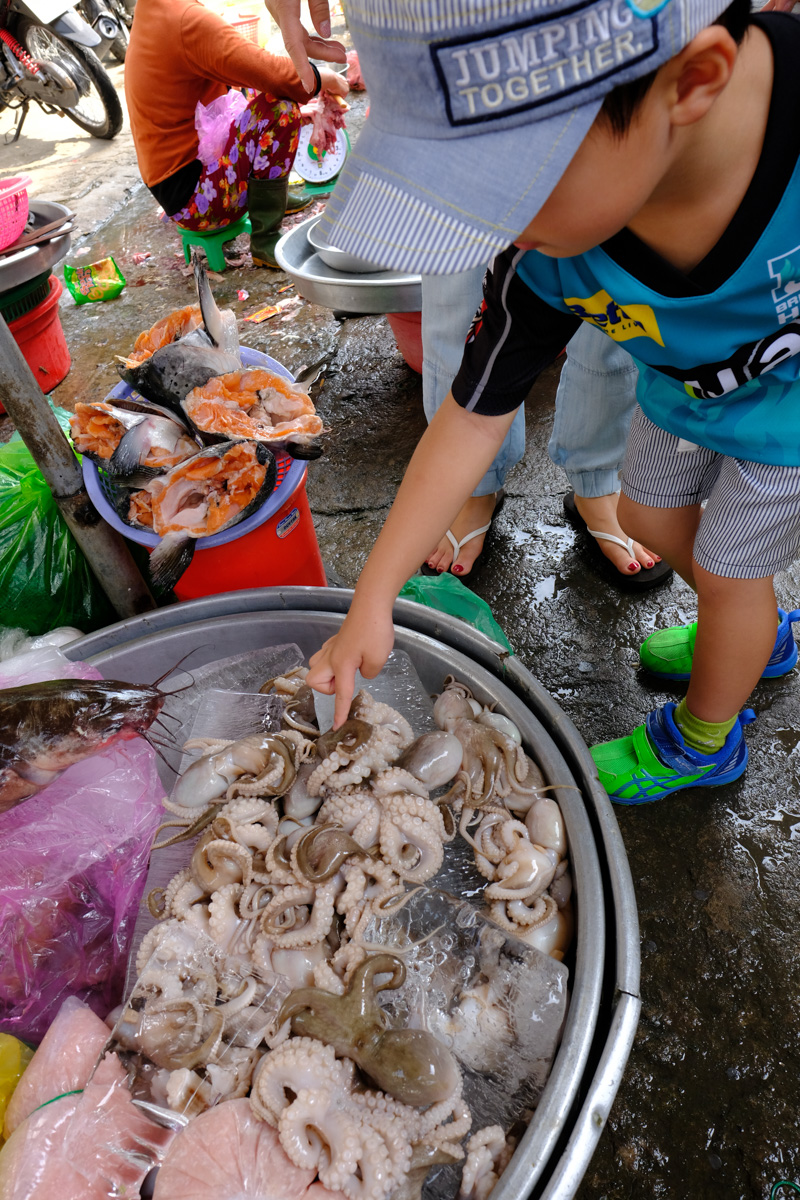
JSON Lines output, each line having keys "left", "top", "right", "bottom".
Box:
{"left": 149, "top": 531, "right": 196, "bottom": 594}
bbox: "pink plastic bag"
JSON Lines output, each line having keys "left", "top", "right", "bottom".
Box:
{"left": 195, "top": 90, "right": 248, "bottom": 165}
{"left": 0, "top": 655, "right": 164, "bottom": 1043}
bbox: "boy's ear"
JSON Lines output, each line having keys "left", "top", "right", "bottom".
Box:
{"left": 662, "top": 26, "right": 739, "bottom": 128}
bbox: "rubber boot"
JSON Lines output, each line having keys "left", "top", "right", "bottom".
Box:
{"left": 248, "top": 175, "right": 288, "bottom": 268}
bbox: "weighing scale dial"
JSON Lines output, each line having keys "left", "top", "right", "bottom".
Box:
{"left": 293, "top": 126, "right": 349, "bottom": 184}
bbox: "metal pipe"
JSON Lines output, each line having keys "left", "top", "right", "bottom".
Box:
{"left": 0, "top": 314, "right": 156, "bottom": 619}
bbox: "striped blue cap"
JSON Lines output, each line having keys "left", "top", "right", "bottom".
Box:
{"left": 321, "top": 0, "right": 731, "bottom": 274}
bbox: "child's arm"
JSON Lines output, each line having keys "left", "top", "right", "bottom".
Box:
{"left": 306, "top": 392, "right": 518, "bottom": 725}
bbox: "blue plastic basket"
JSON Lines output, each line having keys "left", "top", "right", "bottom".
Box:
{"left": 82, "top": 346, "right": 307, "bottom": 550}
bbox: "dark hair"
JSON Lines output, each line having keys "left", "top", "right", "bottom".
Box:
{"left": 599, "top": 0, "right": 752, "bottom": 136}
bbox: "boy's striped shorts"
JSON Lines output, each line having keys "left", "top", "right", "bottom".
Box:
{"left": 620, "top": 406, "right": 800, "bottom": 580}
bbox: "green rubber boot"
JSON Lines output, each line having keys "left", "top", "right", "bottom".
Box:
{"left": 248, "top": 175, "right": 288, "bottom": 268}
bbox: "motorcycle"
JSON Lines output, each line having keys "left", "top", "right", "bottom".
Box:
{"left": 0, "top": 0, "right": 123, "bottom": 140}
{"left": 76, "top": 0, "right": 130, "bottom": 63}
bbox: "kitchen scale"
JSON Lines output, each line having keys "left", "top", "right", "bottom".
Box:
{"left": 289, "top": 126, "right": 351, "bottom": 196}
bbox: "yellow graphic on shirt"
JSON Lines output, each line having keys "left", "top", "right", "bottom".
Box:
{"left": 564, "top": 289, "right": 664, "bottom": 347}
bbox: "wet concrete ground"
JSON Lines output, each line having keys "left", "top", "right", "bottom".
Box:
{"left": 3, "top": 59, "right": 800, "bottom": 1200}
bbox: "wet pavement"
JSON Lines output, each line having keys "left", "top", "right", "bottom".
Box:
{"left": 3, "top": 57, "right": 800, "bottom": 1200}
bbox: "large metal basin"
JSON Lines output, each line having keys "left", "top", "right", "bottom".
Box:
{"left": 275, "top": 216, "right": 422, "bottom": 314}
{"left": 68, "top": 586, "right": 640, "bottom": 1200}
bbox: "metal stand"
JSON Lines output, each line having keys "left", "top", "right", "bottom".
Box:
{"left": 0, "top": 313, "right": 156, "bottom": 620}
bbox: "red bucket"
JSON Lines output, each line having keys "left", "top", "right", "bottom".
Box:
{"left": 386, "top": 311, "right": 422, "bottom": 374}
{"left": 170, "top": 467, "right": 326, "bottom": 602}
{"left": 7, "top": 274, "right": 71, "bottom": 395}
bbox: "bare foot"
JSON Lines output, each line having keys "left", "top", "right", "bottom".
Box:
{"left": 424, "top": 493, "right": 500, "bottom": 577}
{"left": 574, "top": 493, "right": 662, "bottom": 577}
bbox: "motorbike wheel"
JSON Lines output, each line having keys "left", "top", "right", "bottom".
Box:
{"left": 15, "top": 17, "right": 123, "bottom": 139}
{"left": 110, "top": 23, "right": 129, "bottom": 61}
{"left": 108, "top": 0, "right": 130, "bottom": 61}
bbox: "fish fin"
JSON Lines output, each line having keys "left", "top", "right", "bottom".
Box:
{"left": 109, "top": 423, "right": 152, "bottom": 477}
{"left": 193, "top": 252, "right": 225, "bottom": 349}
{"left": 282, "top": 436, "right": 324, "bottom": 461}
{"left": 192, "top": 251, "right": 241, "bottom": 359}
{"left": 149, "top": 531, "right": 195, "bottom": 594}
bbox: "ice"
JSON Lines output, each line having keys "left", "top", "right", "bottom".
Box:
{"left": 154, "top": 644, "right": 304, "bottom": 785}
{"left": 362, "top": 886, "right": 568, "bottom": 1137}
{"left": 314, "top": 649, "right": 437, "bottom": 736}
{"left": 171, "top": 689, "right": 286, "bottom": 779}
{"left": 111, "top": 923, "right": 291, "bottom": 1115}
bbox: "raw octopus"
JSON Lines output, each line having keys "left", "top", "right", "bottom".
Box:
{"left": 70, "top": 399, "right": 198, "bottom": 476}
{"left": 183, "top": 369, "right": 323, "bottom": 459}
{"left": 127, "top": 439, "right": 277, "bottom": 592}
{"left": 119, "top": 304, "right": 203, "bottom": 367}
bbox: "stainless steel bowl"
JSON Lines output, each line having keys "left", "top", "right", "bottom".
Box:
{"left": 275, "top": 217, "right": 422, "bottom": 314}
{"left": 68, "top": 586, "right": 640, "bottom": 1200}
{"left": 306, "top": 217, "right": 384, "bottom": 274}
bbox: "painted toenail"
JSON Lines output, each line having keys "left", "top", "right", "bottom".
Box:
{"left": 645, "top": 560, "right": 654, "bottom": 568}
{"left": 453, "top": 565, "right": 464, "bottom": 574}
{"left": 628, "top": 563, "right": 639, "bottom": 572}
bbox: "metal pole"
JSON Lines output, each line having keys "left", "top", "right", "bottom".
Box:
{"left": 0, "top": 314, "right": 156, "bottom": 619}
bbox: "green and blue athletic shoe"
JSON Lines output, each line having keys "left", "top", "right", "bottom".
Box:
{"left": 590, "top": 702, "right": 756, "bottom": 805}
{"left": 639, "top": 606, "right": 800, "bottom": 681}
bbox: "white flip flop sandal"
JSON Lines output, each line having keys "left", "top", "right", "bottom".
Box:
{"left": 421, "top": 490, "right": 506, "bottom": 576}
{"left": 586, "top": 527, "right": 636, "bottom": 557}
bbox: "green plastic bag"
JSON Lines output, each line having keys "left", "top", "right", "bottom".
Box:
{"left": 399, "top": 572, "right": 513, "bottom": 653}
{"left": 0, "top": 440, "right": 116, "bottom": 636}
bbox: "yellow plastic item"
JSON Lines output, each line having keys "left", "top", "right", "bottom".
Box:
{"left": 0, "top": 1034, "right": 34, "bottom": 1144}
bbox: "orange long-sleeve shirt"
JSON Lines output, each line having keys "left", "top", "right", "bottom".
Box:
{"left": 125, "top": 0, "right": 313, "bottom": 187}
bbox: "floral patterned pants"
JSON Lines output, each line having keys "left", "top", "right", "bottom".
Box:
{"left": 172, "top": 92, "right": 301, "bottom": 231}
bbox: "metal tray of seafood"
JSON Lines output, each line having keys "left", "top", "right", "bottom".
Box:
{"left": 68, "top": 588, "right": 641, "bottom": 1200}
{"left": 0, "top": 202, "right": 72, "bottom": 292}
{"left": 275, "top": 216, "right": 422, "bottom": 314}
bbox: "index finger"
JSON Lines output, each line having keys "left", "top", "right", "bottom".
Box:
{"left": 332, "top": 662, "right": 357, "bottom": 729}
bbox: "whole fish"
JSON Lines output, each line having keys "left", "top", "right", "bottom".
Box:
{"left": 0, "top": 678, "right": 165, "bottom": 812}
{"left": 127, "top": 439, "right": 278, "bottom": 593}
{"left": 70, "top": 398, "right": 199, "bottom": 480}
{"left": 116, "top": 254, "right": 241, "bottom": 414}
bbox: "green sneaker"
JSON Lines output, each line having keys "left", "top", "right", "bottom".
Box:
{"left": 640, "top": 607, "right": 800, "bottom": 681}
{"left": 591, "top": 702, "right": 756, "bottom": 805}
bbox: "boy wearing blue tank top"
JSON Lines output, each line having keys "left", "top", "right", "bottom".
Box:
{"left": 306, "top": 0, "right": 800, "bottom": 803}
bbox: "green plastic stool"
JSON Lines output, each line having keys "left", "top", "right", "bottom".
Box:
{"left": 178, "top": 214, "right": 251, "bottom": 272}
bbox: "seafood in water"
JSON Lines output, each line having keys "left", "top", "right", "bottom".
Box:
{"left": 0, "top": 677, "right": 164, "bottom": 811}
{"left": 117, "top": 255, "right": 241, "bottom": 414}
{"left": 119, "top": 304, "right": 202, "bottom": 367}
{"left": 127, "top": 440, "right": 277, "bottom": 592}
{"left": 183, "top": 368, "right": 324, "bottom": 460}
{"left": 70, "top": 398, "right": 199, "bottom": 479}
{"left": 278, "top": 954, "right": 460, "bottom": 1106}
